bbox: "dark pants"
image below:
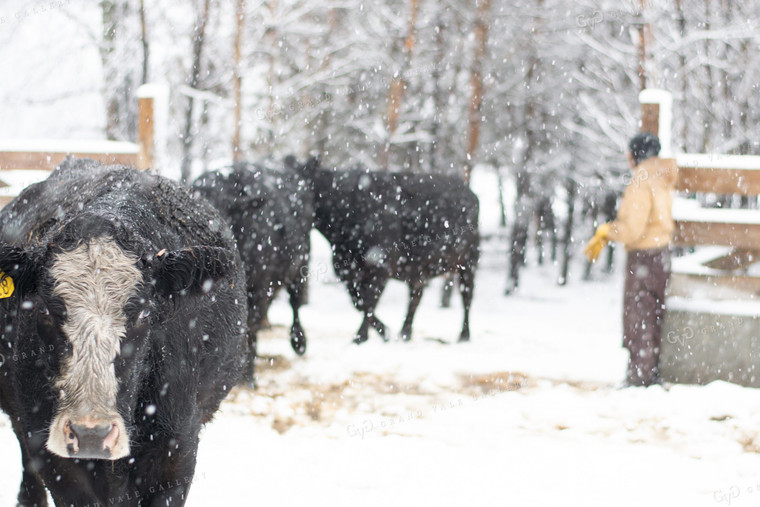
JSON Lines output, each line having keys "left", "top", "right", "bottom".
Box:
{"left": 623, "top": 248, "right": 670, "bottom": 387}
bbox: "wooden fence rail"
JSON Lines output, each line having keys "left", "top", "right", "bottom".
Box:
{"left": 0, "top": 85, "right": 160, "bottom": 208}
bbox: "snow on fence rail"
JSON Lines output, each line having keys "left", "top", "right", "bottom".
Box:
{"left": 639, "top": 90, "right": 760, "bottom": 250}
{"left": 0, "top": 139, "right": 141, "bottom": 169}
{"left": 641, "top": 91, "right": 760, "bottom": 249}
{"left": 0, "top": 84, "right": 161, "bottom": 208}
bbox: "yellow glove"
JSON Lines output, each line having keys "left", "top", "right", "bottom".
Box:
{"left": 584, "top": 223, "right": 611, "bottom": 262}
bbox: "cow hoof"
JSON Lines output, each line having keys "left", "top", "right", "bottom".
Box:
{"left": 374, "top": 325, "right": 389, "bottom": 342}
{"left": 17, "top": 498, "right": 48, "bottom": 507}
{"left": 353, "top": 335, "right": 368, "bottom": 345}
{"left": 458, "top": 334, "right": 470, "bottom": 343}
{"left": 290, "top": 334, "right": 306, "bottom": 356}
{"left": 400, "top": 330, "right": 412, "bottom": 342}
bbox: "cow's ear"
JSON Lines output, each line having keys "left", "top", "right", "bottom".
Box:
{"left": 151, "top": 246, "right": 237, "bottom": 296}
{"left": 0, "top": 243, "right": 37, "bottom": 298}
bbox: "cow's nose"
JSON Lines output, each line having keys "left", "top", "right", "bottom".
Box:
{"left": 63, "top": 418, "right": 120, "bottom": 459}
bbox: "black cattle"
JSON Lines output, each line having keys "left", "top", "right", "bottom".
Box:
{"left": 309, "top": 163, "right": 479, "bottom": 343}
{"left": 192, "top": 156, "right": 314, "bottom": 358}
{"left": 0, "top": 158, "right": 247, "bottom": 506}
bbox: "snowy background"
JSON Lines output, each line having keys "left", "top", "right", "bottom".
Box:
{"left": 1, "top": 169, "right": 759, "bottom": 506}
{"left": 2, "top": 0, "right": 760, "bottom": 506}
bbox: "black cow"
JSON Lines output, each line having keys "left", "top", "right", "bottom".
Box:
{"left": 0, "top": 158, "right": 247, "bottom": 506}
{"left": 192, "top": 156, "right": 314, "bottom": 359}
{"left": 309, "top": 163, "right": 479, "bottom": 343}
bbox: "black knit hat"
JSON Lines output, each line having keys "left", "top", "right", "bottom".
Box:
{"left": 629, "top": 132, "right": 661, "bottom": 164}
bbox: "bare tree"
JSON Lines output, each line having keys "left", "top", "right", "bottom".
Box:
{"left": 380, "top": 0, "right": 421, "bottom": 169}
{"left": 139, "top": 0, "right": 149, "bottom": 84}
{"left": 635, "top": 0, "right": 649, "bottom": 92}
{"left": 180, "top": 0, "right": 212, "bottom": 182}
{"left": 674, "top": 0, "right": 688, "bottom": 151}
{"left": 100, "top": 0, "right": 139, "bottom": 141}
{"left": 464, "top": 0, "right": 491, "bottom": 183}
{"left": 232, "top": 0, "right": 245, "bottom": 161}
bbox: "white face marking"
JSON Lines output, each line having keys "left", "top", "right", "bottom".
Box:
{"left": 45, "top": 237, "right": 141, "bottom": 459}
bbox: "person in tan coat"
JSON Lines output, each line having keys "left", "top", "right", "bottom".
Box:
{"left": 585, "top": 132, "right": 678, "bottom": 386}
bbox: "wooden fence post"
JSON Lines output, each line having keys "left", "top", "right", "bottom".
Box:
{"left": 139, "top": 84, "right": 169, "bottom": 174}
{"left": 638, "top": 89, "right": 672, "bottom": 156}
{"left": 137, "top": 92, "right": 154, "bottom": 170}
{"left": 136, "top": 84, "right": 169, "bottom": 172}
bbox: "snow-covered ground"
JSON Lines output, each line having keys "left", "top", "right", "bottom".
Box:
{"left": 2, "top": 229, "right": 760, "bottom": 506}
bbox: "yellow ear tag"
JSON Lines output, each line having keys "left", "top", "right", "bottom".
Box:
{"left": 0, "top": 272, "right": 15, "bottom": 298}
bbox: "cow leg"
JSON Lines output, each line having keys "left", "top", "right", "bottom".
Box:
{"left": 355, "top": 316, "right": 371, "bottom": 344}
{"left": 400, "top": 282, "right": 424, "bottom": 341}
{"left": 440, "top": 273, "right": 455, "bottom": 308}
{"left": 16, "top": 426, "right": 108, "bottom": 506}
{"left": 364, "top": 276, "right": 388, "bottom": 342}
{"left": 133, "top": 434, "right": 199, "bottom": 506}
{"left": 242, "top": 291, "right": 260, "bottom": 383}
{"left": 287, "top": 281, "right": 307, "bottom": 356}
{"left": 41, "top": 459, "right": 107, "bottom": 507}
{"left": 133, "top": 389, "right": 202, "bottom": 505}
{"left": 536, "top": 227, "right": 545, "bottom": 266}
{"left": 242, "top": 330, "right": 258, "bottom": 388}
{"left": 348, "top": 274, "right": 387, "bottom": 344}
{"left": 458, "top": 265, "right": 475, "bottom": 342}
{"left": 17, "top": 445, "right": 47, "bottom": 507}
{"left": 244, "top": 288, "right": 273, "bottom": 383}
{"left": 367, "top": 315, "right": 388, "bottom": 341}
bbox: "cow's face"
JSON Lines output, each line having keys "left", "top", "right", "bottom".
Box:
{"left": 43, "top": 237, "right": 144, "bottom": 460}
{"left": 0, "top": 225, "right": 237, "bottom": 460}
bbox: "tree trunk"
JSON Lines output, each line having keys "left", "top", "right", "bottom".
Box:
{"left": 263, "top": 0, "right": 278, "bottom": 151}
{"left": 180, "top": 0, "right": 211, "bottom": 183}
{"left": 535, "top": 196, "right": 555, "bottom": 267}
{"left": 380, "top": 0, "right": 421, "bottom": 169}
{"left": 506, "top": 1, "right": 540, "bottom": 294}
{"left": 139, "top": 0, "right": 149, "bottom": 85}
{"left": 507, "top": 168, "right": 531, "bottom": 294}
{"left": 102, "top": 0, "right": 118, "bottom": 140}
{"left": 464, "top": 0, "right": 491, "bottom": 183}
{"left": 701, "top": 0, "right": 713, "bottom": 152}
{"left": 675, "top": 0, "right": 687, "bottom": 151}
{"left": 232, "top": 0, "right": 245, "bottom": 161}
{"left": 441, "top": 13, "right": 466, "bottom": 176}
{"left": 739, "top": 38, "right": 751, "bottom": 155}
{"left": 635, "top": 0, "right": 649, "bottom": 92}
{"left": 496, "top": 165, "right": 508, "bottom": 228}
{"left": 721, "top": 0, "right": 732, "bottom": 151}
{"left": 559, "top": 175, "right": 577, "bottom": 286}
{"left": 315, "top": 3, "right": 338, "bottom": 159}
{"left": 428, "top": 10, "right": 445, "bottom": 173}
{"left": 602, "top": 191, "right": 618, "bottom": 273}
{"left": 101, "top": 0, "right": 136, "bottom": 141}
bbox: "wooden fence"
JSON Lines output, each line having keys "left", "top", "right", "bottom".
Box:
{"left": 0, "top": 85, "right": 160, "bottom": 208}
{"left": 641, "top": 90, "right": 760, "bottom": 387}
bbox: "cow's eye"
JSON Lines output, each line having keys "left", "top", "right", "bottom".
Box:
{"left": 138, "top": 309, "right": 150, "bottom": 321}
{"left": 38, "top": 306, "right": 53, "bottom": 324}
{"left": 36, "top": 304, "right": 59, "bottom": 342}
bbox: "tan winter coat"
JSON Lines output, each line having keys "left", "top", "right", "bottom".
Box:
{"left": 607, "top": 157, "right": 678, "bottom": 251}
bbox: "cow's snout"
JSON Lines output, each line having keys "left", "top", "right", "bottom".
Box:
{"left": 48, "top": 415, "right": 129, "bottom": 460}
{"left": 62, "top": 418, "right": 120, "bottom": 459}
